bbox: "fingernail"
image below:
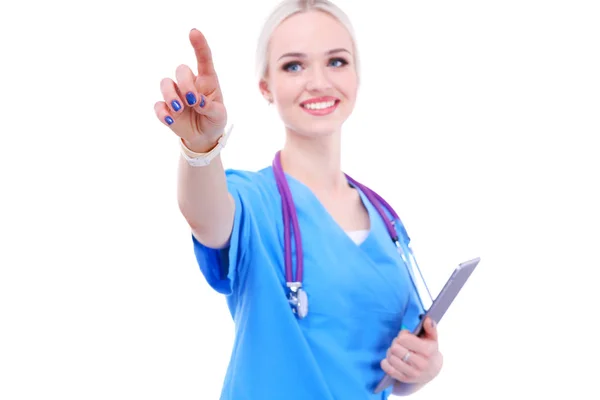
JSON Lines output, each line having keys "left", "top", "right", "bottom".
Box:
{"left": 171, "top": 100, "right": 182, "bottom": 112}
{"left": 186, "top": 92, "right": 197, "bottom": 106}
{"left": 431, "top": 319, "right": 436, "bottom": 328}
{"left": 165, "top": 116, "right": 174, "bottom": 125}
{"left": 199, "top": 95, "right": 205, "bottom": 108}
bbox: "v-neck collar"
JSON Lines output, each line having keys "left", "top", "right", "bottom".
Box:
{"left": 270, "top": 167, "right": 379, "bottom": 250}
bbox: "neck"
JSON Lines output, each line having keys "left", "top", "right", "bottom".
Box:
{"left": 280, "top": 128, "right": 347, "bottom": 195}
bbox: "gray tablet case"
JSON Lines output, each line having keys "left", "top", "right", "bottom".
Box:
{"left": 374, "top": 257, "right": 481, "bottom": 394}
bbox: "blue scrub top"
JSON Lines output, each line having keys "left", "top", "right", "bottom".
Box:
{"left": 192, "top": 167, "right": 424, "bottom": 400}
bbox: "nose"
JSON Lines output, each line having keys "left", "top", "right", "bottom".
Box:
{"left": 305, "top": 65, "right": 333, "bottom": 92}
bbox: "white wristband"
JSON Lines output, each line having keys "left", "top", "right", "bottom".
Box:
{"left": 180, "top": 125, "right": 234, "bottom": 167}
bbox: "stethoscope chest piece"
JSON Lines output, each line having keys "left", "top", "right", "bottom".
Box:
{"left": 288, "top": 283, "right": 308, "bottom": 319}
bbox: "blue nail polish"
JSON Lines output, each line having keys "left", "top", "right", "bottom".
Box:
{"left": 171, "top": 100, "right": 182, "bottom": 112}
{"left": 186, "top": 92, "right": 197, "bottom": 106}
{"left": 165, "top": 116, "right": 174, "bottom": 125}
{"left": 199, "top": 95, "right": 205, "bottom": 108}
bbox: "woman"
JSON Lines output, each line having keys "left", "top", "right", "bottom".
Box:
{"left": 154, "top": 0, "right": 443, "bottom": 398}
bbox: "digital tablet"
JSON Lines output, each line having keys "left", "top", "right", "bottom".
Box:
{"left": 373, "top": 257, "right": 481, "bottom": 394}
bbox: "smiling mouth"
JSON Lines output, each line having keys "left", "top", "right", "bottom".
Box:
{"left": 299, "top": 97, "right": 341, "bottom": 116}
{"left": 301, "top": 99, "right": 338, "bottom": 110}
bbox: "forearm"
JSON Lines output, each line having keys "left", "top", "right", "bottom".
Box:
{"left": 177, "top": 150, "right": 234, "bottom": 249}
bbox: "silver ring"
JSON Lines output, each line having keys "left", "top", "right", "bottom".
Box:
{"left": 402, "top": 351, "right": 411, "bottom": 363}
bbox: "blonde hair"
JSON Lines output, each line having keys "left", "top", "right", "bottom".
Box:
{"left": 255, "top": 0, "right": 360, "bottom": 82}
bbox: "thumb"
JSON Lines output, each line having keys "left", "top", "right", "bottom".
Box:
{"left": 423, "top": 317, "right": 438, "bottom": 341}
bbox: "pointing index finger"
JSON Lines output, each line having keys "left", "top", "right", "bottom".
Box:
{"left": 189, "top": 28, "right": 216, "bottom": 77}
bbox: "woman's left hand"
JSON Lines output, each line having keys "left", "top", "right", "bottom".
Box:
{"left": 381, "top": 317, "right": 443, "bottom": 386}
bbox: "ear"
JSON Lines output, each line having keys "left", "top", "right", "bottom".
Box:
{"left": 259, "top": 79, "right": 273, "bottom": 104}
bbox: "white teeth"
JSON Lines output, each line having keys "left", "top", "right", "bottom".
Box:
{"left": 303, "top": 100, "right": 336, "bottom": 110}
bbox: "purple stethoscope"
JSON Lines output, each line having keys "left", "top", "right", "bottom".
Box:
{"left": 272, "top": 151, "right": 433, "bottom": 319}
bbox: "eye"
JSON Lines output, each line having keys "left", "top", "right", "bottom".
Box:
{"left": 329, "top": 57, "right": 349, "bottom": 68}
{"left": 282, "top": 61, "right": 303, "bottom": 73}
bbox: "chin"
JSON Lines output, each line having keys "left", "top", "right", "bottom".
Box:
{"left": 287, "top": 121, "right": 345, "bottom": 139}
{"left": 284, "top": 109, "right": 352, "bottom": 139}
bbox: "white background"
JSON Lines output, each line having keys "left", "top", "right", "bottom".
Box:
{"left": 1, "top": 0, "right": 599, "bottom": 399}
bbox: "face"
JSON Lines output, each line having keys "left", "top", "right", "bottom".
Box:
{"left": 260, "top": 10, "right": 359, "bottom": 139}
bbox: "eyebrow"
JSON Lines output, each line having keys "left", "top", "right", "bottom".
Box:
{"left": 278, "top": 48, "right": 351, "bottom": 61}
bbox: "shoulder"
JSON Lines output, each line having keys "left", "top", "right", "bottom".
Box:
{"left": 224, "top": 166, "right": 275, "bottom": 194}
{"left": 224, "top": 166, "right": 272, "bottom": 186}
{"left": 224, "top": 166, "right": 280, "bottom": 213}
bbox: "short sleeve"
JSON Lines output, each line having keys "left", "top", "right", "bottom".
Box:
{"left": 191, "top": 170, "right": 259, "bottom": 295}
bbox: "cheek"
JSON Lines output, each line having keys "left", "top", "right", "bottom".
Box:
{"left": 334, "top": 71, "right": 359, "bottom": 99}
{"left": 272, "top": 84, "right": 300, "bottom": 117}
{"left": 271, "top": 79, "right": 299, "bottom": 104}
{"left": 346, "top": 74, "right": 359, "bottom": 96}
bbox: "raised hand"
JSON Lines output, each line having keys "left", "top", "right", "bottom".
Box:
{"left": 154, "top": 29, "right": 228, "bottom": 152}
